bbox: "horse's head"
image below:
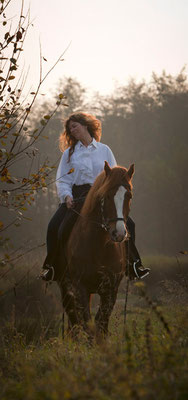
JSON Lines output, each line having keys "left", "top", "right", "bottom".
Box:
{"left": 100, "top": 161, "right": 134, "bottom": 242}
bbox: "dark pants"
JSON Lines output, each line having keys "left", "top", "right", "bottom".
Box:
{"left": 43, "top": 184, "right": 91, "bottom": 268}
{"left": 43, "top": 184, "right": 141, "bottom": 269}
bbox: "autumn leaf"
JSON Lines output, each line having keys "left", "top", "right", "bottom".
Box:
{"left": 10, "top": 66, "right": 17, "bottom": 71}
{"left": 23, "top": 216, "right": 32, "bottom": 221}
{"left": 4, "top": 253, "right": 10, "bottom": 259}
{"left": 134, "top": 281, "right": 145, "bottom": 288}
{"left": 10, "top": 58, "right": 16, "bottom": 65}
{"left": 4, "top": 32, "right": 9, "bottom": 40}
{"left": 0, "top": 221, "right": 4, "bottom": 230}
{"left": 68, "top": 168, "right": 74, "bottom": 174}
{"left": 16, "top": 31, "right": 22, "bottom": 41}
{"left": 1, "top": 167, "right": 8, "bottom": 176}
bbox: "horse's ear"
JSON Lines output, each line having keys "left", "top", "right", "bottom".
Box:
{"left": 104, "top": 161, "right": 111, "bottom": 176}
{"left": 127, "top": 163, "right": 135, "bottom": 179}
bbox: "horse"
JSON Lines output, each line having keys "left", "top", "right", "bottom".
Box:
{"left": 57, "top": 161, "right": 134, "bottom": 337}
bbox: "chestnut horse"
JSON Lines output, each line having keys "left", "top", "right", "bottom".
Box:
{"left": 57, "top": 161, "right": 134, "bottom": 336}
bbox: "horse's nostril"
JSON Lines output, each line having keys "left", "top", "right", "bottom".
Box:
{"left": 111, "top": 230, "right": 117, "bottom": 239}
{"left": 111, "top": 228, "right": 127, "bottom": 242}
{"left": 114, "top": 230, "right": 126, "bottom": 242}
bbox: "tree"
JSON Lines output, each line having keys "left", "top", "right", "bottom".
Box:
{"left": 99, "top": 71, "right": 188, "bottom": 254}
{"left": 24, "top": 77, "right": 88, "bottom": 242}
{"left": 0, "top": 0, "right": 69, "bottom": 262}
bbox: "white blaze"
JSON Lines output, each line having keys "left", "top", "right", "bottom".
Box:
{"left": 114, "top": 186, "right": 127, "bottom": 236}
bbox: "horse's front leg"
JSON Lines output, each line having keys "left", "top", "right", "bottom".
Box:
{"left": 58, "top": 278, "right": 79, "bottom": 331}
{"left": 74, "top": 282, "right": 92, "bottom": 332}
{"left": 95, "top": 276, "right": 118, "bottom": 337}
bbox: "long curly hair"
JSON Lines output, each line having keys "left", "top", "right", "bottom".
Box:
{"left": 59, "top": 112, "right": 102, "bottom": 161}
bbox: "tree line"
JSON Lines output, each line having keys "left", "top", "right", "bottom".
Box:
{"left": 25, "top": 71, "right": 188, "bottom": 255}
{"left": 0, "top": 1, "right": 187, "bottom": 262}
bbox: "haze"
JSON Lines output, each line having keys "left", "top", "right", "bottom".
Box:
{"left": 9, "top": 0, "right": 188, "bottom": 96}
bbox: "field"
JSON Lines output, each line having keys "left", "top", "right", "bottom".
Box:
{"left": 0, "top": 255, "right": 188, "bottom": 400}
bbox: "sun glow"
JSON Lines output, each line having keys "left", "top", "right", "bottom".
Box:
{"left": 8, "top": 0, "right": 188, "bottom": 97}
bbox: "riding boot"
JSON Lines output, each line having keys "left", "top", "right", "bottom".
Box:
{"left": 40, "top": 184, "right": 91, "bottom": 283}
{"left": 40, "top": 225, "right": 72, "bottom": 282}
{"left": 126, "top": 238, "right": 150, "bottom": 280}
{"left": 40, "top": 264, "right": 55, "bottom": 282}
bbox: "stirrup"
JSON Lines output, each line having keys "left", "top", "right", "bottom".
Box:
{"left": 133, "top": 260, "right": 150, "bottom": 279}
{"left": 39, "top": 265, "right": 55, "bottom": 282}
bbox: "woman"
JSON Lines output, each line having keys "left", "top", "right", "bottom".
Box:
{"left": 41, "top": 112, "right": 150, "bottom": 281}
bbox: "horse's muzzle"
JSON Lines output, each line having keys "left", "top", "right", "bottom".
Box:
{"left": 110, "top": 227, "right": 128, "bottom": 242}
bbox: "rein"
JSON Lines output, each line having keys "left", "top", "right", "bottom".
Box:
{"left": 72, "top": 182, "right": 132, "bottom": 233}
{"left": 72, "top": 198, "right": 126, "bottom": 233}
{"left": 123, "top": 239, "right": 130, "bottom": 338}
{"left": 71, "top": 205, "right": 105, "bottom": 230}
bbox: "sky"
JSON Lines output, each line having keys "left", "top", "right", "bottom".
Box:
{"left": 7, "top": 0, "right": 188, "bottom": 98}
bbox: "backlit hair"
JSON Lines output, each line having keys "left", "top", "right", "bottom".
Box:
{"left": 59, "top": 112, "right": 102, "bottom": 161}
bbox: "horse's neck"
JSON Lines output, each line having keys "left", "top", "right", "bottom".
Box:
{"left": 84, "top": 206, "right": 102, "bottom": 230}
{"left": 81, "top": 207, "right": 107, "bottom": 243}
{"left": 67, "top": 209, "right": 107, "bottom": 264}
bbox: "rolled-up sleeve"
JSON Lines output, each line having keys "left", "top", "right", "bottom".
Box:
{"left": 56, "top": 150, "right": 74, "bottom": 203}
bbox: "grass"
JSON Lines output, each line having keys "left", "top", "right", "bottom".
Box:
{"left": 0, "top": 255, "right": 188, "bottom": 399}
{"left": 0, "top": 304, "right": 188, "bottom": 400}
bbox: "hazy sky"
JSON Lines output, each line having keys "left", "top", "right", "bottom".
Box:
{"left": 9, "top": 0, "right": 188, "bottom": 97}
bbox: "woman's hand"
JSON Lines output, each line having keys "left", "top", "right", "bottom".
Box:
{"left": 65, "top": 195, "right": 74, "bottom": 209}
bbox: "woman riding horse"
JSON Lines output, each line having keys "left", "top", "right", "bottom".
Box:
{"left": 58, "top": 162, "right": 136, "bottom": 334}
{"left": 41, "top": 112, "right": 150, "bottom": 281}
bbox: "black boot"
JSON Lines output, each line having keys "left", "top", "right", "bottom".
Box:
{"left": 133, "top": 260, "right": 150, "bottom": 279}
{"left": 40, "top": 265, "right": 55, "bottom": 282}
{"left": 125, "top": 236, "right": 150, "bottom": 280}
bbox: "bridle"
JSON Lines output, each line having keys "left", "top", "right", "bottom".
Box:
{"left": 100, "top": 196, "right": 125, "bottom": 231}
{"left": 100, "top": 183, "right": 132, "bottom": 232}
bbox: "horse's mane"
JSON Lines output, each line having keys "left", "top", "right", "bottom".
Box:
{"left": 81, "top": 166, "right": 132, "bottom": 217}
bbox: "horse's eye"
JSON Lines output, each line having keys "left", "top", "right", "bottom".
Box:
{"left": 125, "top": 192, "right": 132, "bottom": 200}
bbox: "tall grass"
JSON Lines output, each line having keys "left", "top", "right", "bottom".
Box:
{"left": 0, "top": 255, "right": 188, "bottom": 399}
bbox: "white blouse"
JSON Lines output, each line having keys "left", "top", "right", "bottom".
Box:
{"left": 56, "top": 138, "right": 117, "bottom": 203}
